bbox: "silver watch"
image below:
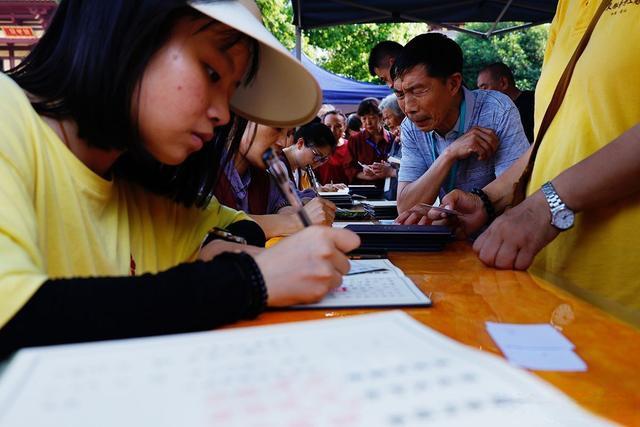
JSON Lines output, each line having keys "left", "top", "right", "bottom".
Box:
{"left": 541, "top": 181, "right": 574, "bottom": 231}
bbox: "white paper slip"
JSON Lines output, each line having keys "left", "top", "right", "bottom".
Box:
{"left": 319, "top": 187, "right": 350, "bottom": 196}
{"left": 295, "top": 259, "right": 431, "bottom": 308}
{"left": 361, "top": 200, "right": 397, "bottom": 207}
{"left": 0, "top": 312, "right": 611, "bottom": 427}
{"left": 486, "top": 322, "right": 575, "bottom": 350}
{"left": 333, "top": 221, "right": 377, "bottom": 228}
{"left": 500, "top": 348, "right": 587, "bottom": 372}
{"left": 486, "top": 322, "right": 586, "bottom": 372}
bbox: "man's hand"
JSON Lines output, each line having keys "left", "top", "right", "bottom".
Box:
{"left": 427, "top": 189, "right": 488, "bottom": 239}
{"left": 445, "top": 127, "right": 499, "bottom": 161}
{"left": 395, "top": 208, "right": 432, "bottom": 225}
{"left": 472, "top": 191, "right": 560, "bottom": 270}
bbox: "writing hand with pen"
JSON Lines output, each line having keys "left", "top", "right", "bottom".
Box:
{"left": 251, "top": 147, "right": 360, "bottom": 306}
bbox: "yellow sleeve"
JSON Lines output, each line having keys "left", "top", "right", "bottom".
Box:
{"left": 0, "top": 75, "right": 48, "bottom": 328}
{"left": 164, "top": 194, "right": 253, "bottom": 263}
{"left": 542, "top": 0, "right": 564, "bottom": 67}
{"left": 190, "top": 197, "right": 253, "bottom": 248}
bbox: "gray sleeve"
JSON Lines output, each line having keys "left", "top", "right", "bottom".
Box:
{"left": 398, "top": 121, "right": 430, "bottom": 182}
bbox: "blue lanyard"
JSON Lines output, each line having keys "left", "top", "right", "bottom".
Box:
{"left": 365, "top": 131, "right": 392, "bottom": 158}
{"left": 428, "top": 99, "right": 466, "bottom": 194}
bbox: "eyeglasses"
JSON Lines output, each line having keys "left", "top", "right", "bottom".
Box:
{"left": 309, "top": 146, "right": 329, "bottom": 163}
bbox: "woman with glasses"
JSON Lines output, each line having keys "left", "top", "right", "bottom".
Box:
{"left": 281, "top": 122, "right": 336, "bottom": 193}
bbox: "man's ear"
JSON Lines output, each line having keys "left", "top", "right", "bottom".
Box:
{"left": 447, "top": 73, "right": 463, "bottom": 95}
{"left": 499, "top": 76, "right": 510, "bottom": 91}
{"left": 296, "top": 138, "right": 305, "bottom": 149}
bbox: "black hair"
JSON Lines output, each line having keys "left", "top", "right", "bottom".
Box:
{"left": 321, "top": 110, "right": 346, "bottom": 123}
{"left": 393, "top": 33, "right": 463, "bottom": 81}
{"left": 294, "top": 122, "right": 337, "bottom": 150}
{"left": 357, "top": 98, "right": 382, "bottom": 117}
{"left": 368, "top": 40, "right": 403, "bottom": 77}
{"left": 347, "top": 114, "right": 362, "bottom": 132}
{"left": 479, "top": 62, "right": 516, "bottom": 86}
{"left": 7, "top": 0, "right": 259, "bottom": 208}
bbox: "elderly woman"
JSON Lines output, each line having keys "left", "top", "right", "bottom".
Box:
{"left": 378, "top": 94, "right": 405, "bottom": 199}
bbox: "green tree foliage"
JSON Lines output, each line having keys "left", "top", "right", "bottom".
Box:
{"left": 305, "top": 23, "right": 428, "bottom": 82}
{"left": 256, "top": 0, "right": 296, "bottom": 50}
{"left": 255, "top": 0, "right": 426, "bottom": 83}
{"left": 256, "top": 1, "right": 549, "bottom": 88}
{"left": 456, "top": 23, "right": 549, "bottom": 90}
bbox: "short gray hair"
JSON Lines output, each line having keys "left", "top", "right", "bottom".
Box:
{"left": 379, "top": 94, "right": 405, "bottom": 119}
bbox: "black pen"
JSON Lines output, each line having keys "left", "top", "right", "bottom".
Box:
{"left": 263, "top": 147, "right": 311, "bottom": 227}
{"left": 348, "top": 254, "right": 386, "bottom": 259}
{"left": 345, "top": 268, "right": 388, "bottom": 276}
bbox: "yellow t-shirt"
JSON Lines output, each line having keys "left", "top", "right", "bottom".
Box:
{"left": 0, "top": 73, "right": 250, "bottom": 328}
{"left": 528, "top": 0, "right": 640, "bottom": 317}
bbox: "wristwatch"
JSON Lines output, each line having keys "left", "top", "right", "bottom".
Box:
{"left": 201, "top": 227, "right": 248, "bottom": 248}
{"left": 541, "top": 181, "right": 574, "bottom": 231}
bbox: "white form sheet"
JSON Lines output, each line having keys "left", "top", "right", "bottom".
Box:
{"left": 294, "top": 259, "right": 431, "bottom": 308}
{"left": 0, "top": 312, "right": 611, "bottom": 427}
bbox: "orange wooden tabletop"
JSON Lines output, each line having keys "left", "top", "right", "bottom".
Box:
{"left": 228, "top": 242, "right": 640, "bottom": 425}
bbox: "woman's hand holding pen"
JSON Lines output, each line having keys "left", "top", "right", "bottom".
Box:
{"left": 255, "top": 227, "right": 360, "bottom": 306}
{"left": 371, "top": 161, "right": 396, "bottom": 178}
{"left": 302, "top": 197, "right": 336, "bottom": 226}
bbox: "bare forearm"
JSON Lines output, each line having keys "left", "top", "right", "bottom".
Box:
{"left": 552, "top": 124, "right": 640, "bottom": 212}
{"left": 250, "top": 213, "right": 299, "bottom": 238}
{"left": 397, "top": 152, "right": 456, "bottom": 213}
{"left": 483, "top": 146, "right": 532, "bottom": 212}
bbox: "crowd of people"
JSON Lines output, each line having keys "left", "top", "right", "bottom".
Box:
{"left": 0, "top": 0, "right": 637, "bottom": 355}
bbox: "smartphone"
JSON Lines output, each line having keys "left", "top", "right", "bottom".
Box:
{"left": 410, "top": 203, "right": 461, "bottom": 217}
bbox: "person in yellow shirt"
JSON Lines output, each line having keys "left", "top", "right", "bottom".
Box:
{"left": 0, "top": 0, "right": 359, "bottom": 356}
{"left": 422, "top": 0, "right": 640, "bottom": 323}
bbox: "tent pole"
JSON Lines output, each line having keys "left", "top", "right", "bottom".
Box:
{"left": 295, "top": 0, "right": 302, "bottom": 61}
{"left": 486, "top": 0, "right": 514, "bottom": 37}
{"left": 295, "top": 26, "right": 302, "bottom": 60}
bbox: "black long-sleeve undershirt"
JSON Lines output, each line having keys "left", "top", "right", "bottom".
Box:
{"left": 0, "top": 252, "right": 266, "bottom": 359}
{"left": 225, "top": 219, "right": 266, "bottom": 247}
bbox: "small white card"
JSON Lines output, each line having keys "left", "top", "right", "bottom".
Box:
{"left": 486, "top": 322, "right": 586, "bottom": 372}
{"left": 500, "top": 348, "right": 587, "bottom": 372}
{"left": 486, "top": 322, "right": 574, "bottom": 350}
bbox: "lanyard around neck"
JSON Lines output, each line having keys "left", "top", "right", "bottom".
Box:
{"left": 428, "top": 98, "right": 466, "bottom": 194}
{"left": 365, "top": 131, "right": 391, "bottom": 158}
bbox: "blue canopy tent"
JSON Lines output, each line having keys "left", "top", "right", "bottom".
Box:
{"left": 290, "top": 0, "right": 559, "bottom": 63}
{"left": 300, "top": 53, "right": 390, "bottom": 110}
{"left": 291, "top": 0, "right": 559, "bottom": 38}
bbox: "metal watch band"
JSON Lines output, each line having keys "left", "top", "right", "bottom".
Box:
{"left": 541, "top": 181, "right": 565, "bottom": 213}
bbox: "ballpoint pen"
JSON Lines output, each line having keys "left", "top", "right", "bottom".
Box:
{"left": 345, "top": 268, "right": 389, "bottom": 276}
{"left": 263, "top": 147, "right": 312, "bottom": 227}
{"left": 305, "top": 165, "right": 321, "bottom": 193}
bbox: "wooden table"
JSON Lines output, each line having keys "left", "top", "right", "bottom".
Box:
{"left": 230, "top": 242, "right": 640, "bottom": 425}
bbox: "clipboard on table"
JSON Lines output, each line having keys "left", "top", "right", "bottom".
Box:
{"left": 346, "top": 224, "right": 453, "bottom": 254}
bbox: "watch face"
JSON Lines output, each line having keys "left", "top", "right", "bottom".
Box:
{"left": 552, "top": 208, "right": 575, "bottom": 230}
